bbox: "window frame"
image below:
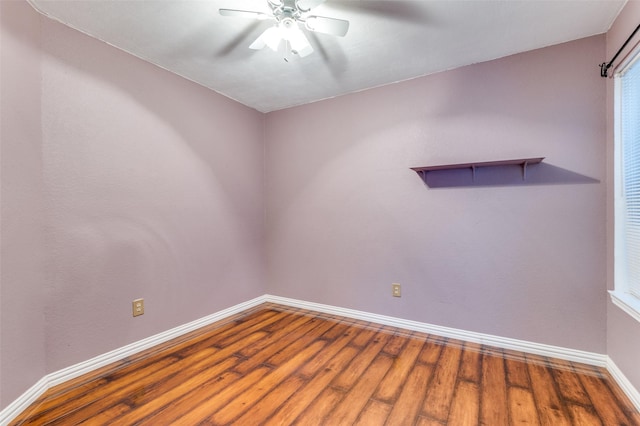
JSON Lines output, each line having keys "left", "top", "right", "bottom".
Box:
{"left": 612, "top": 47, "right": 640, "bottom": 324}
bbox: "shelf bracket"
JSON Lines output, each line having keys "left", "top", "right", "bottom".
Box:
{"left": 471, "top": 165, "right": 477, "bottom": 181}
{"left": 522, "top": 160, "right": 529, "bottom": 180}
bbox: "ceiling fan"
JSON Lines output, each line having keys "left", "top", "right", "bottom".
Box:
{"left": 219, "top": 0, "right": 349, "bottom": 58}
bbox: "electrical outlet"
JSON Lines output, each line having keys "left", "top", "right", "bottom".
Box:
{"left": 392, "top": 283, "right": 401, "bottom": 297}
{"left": 133, "top": 298, "right": 144, "bottom": 317}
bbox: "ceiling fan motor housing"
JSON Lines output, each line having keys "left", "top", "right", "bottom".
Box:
{"left": 270, "top": 0, "right": 306, "bottom": 23}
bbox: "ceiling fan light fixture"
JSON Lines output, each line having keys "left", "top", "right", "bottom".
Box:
{"left": 287, "top": 28, "right": 313, "bottom": 57}
{"left": 280, "top": 18, "right": 313, "bottom": 57}
{"left": 249, "top": 26, "right": 283, "bottom": 51}
{"left": 221, "top": 0, "right": 343, "bottom": 59}
{"left": 266, "top": 26, "right": 285, "bottom": 51}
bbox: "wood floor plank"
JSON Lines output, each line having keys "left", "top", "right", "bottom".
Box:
{"left": 129, "top": 315, "right": 282, "bottom": 425}
{"left": 459, "top": 343, "right": 482, "bottom": 383}
{"left": 261, "top": 308, "right": 306, "bottom": 332}
{"left": 207, "top": 340, "right": 327, "bottom": 424}
{"left": 382, "top": 331, "right": 411, "bottom": 357}
{"left": 233, "top": 314, "right": 328, "bottom": 375}
{"left": 421, "top": 344, "right": 463, "bottom": 422}
{"left": 23, "top": 354, "right": 185, "bottom": 424}
{"left": 293, "top": 386, "right": 345, "bottom": 425}
{"left": 11, "top": 306, "right": 640, "bottom": 426}
{"left": 550, "top": 360, "right": 593, "bottom": 406}
{"left": 23, "top": 348, "right": 181, "bottom": 421}
{"left": 319, "top": 317, "right": 358, "bottom": 340}
{"left": 505, "top": 357, "right": 530, "bottom": 388}
{"left": 480, "top": 350, "right": 510, "bottom": 425}
{"left": 579, "top": 372, "right": 636, "bottom": 425}
{"left": 509, "top": 387, "right": 541, "bottom": 425}
{"left": 527, "top": 361, "right": 572, "bottom": 426}
{"left": 199, "top": 310, "right": 283, "bottom": 349}
{"left": 235, "top": 312, "right": 315, "bottom": 359}
{"left": 86, "top": 328, "right": 271, "bottom": 425}
{"left": 231, "top": 375, "right": 307, "bottom": 425}
{"left": 331, "top": 329, "right": 392, "bottom": 391}
{"left": 354, "top": 399, "right": 392, "bottom": 426}
{"left": 264, "top": 345, "right": 360, "bottom": 426}
{"left": 415, "top": 415, "right": 445, "bottom": 426}
{"left": 448, "top": 380, "right": 480, "bottom": 426}
{"left": 178, "top": 308, "right": 284, "bottom": 356}
{"left": 135, "top": 369, "right": 243, "bottom": 425}
{"left": 418, "top": 338, "right": 445, "bottom": 365}
{"left": 263, "top": 319, "right": 336, "bottom": 367}
{"left": 140, "top": 306, "right": 277, "bottom": 350}
{"left": 386, "top": 363, "right": 435, "bottom": 425}
{"left": 24, "top": 376, "right": 111, "bottom": 420}
{"left": 211, "top": 310, "right": 294, "bottom": 349}
{"left": 349, "top": 324, "right": 379, "bottom": 348}
{"left": 323, "top": 353, "right": 395, "bottom": 425}
{"left": 566, "top": 403, "right": 604, "bottom": 426}
{"left": 75, "top": 403, "right": 131, "bottom": 425}
{"left": 297, "top": 322, "right": 360, "bottom": 379}
{"left": 159, "top": 366, "right": 272, "bottom": 425}
{"left": 374, "top": 336, "right": 425, "bottom": 402}
{"left": 86, "top": 354, "right": 243, "bottom": 425}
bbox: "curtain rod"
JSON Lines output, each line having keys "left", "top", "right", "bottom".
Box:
{"left": 600, "top": 23, "right": 640, "bottom": 77}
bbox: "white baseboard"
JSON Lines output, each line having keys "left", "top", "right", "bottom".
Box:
{"left": 0, "top": 295, "right": 267, "bottom": 426}
{"left": 2, "top": 294, "right": 639, "bottom": 424}
{"left": 0, "top": 377, "right": 49, "bottom": 426}
{"left": 264, "top": 295, "right": 608, "bottom": 366}
{"left": 607, "top": 356, "right": 640, "bottom": 411}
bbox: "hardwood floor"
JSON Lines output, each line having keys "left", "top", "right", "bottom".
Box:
{"left": 11, "top": 304, "right": 640, "bottom": 425}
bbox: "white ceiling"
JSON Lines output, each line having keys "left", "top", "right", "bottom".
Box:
{"left": 28, "top": 0, "right": 625, "bottom": 113}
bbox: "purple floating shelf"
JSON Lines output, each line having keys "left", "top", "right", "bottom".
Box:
{"left": 411, "top": 157, "right": 544, "bottom": 181}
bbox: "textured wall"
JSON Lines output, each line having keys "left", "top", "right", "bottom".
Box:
{"left": 606, "top": 0, "right": 640, "bottom": 393}
{"left": 0, "top": 0, "right": 47, "bottom": 407}
{"left": 1, "top": 1, "right": 265, "bottom": 407}
{"left": 3, "top": 0, "right": 634, "bottom": 413}
{"left": 39, "top": 12, "right": 265, "bottom": 373}
{"left": 266, "top": 35, "right": 607, "bottom": 353}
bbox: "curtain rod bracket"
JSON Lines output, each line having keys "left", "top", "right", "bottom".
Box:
{"left": 600, "top": 62, "right": 611, "bottom": 78}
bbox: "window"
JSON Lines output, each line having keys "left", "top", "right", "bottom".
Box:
{"left": 613, "top": 49, "right": 640, "bottom": 322}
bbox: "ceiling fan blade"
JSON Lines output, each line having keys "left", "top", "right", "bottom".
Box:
{"left": 305, "top": 16, "right": 349, "bottom": 37}
{"left": 249, "top": 26, "right": 282, "bottom": 51}
{"left": 296, "top": 0, "right": 325, "bottom": 12}
{"left": 219, "top": 9, "right": 272, "bottom": 20}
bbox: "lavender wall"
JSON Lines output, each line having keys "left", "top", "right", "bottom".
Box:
{"left": 0, "top": 1, "right": 47, "bottom": 407}
{"left": 606, "top": 0, "right": 640, "bottom": 393}
{"left": 39, "top": 8, "right": 266, "bottom": 373}
{"left": 1, "top": 0, "right": 630, "bottom": 413}
{"left": 266, "top": 36, "right": 607, "bottom": 353}
{"left": 1, "top": 1, "right": 265, "bottom": 407}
